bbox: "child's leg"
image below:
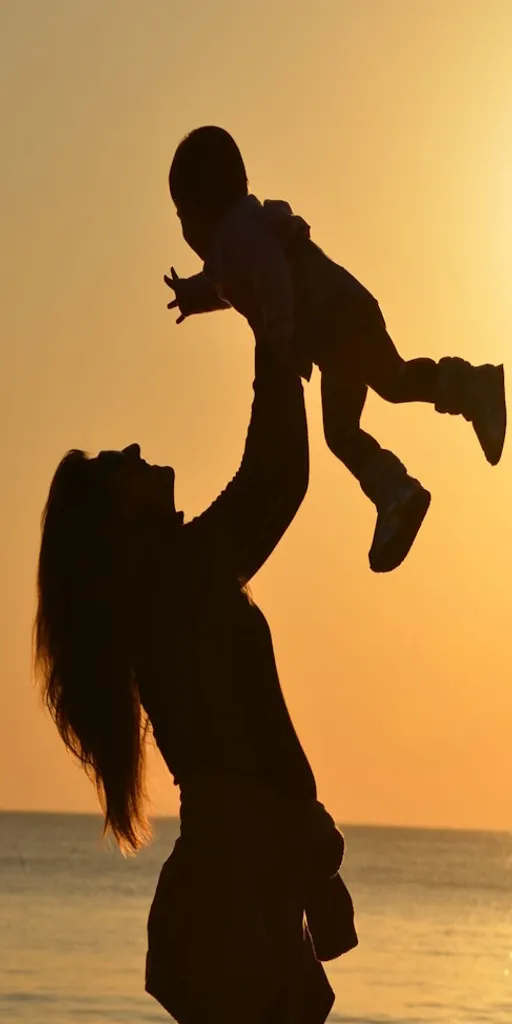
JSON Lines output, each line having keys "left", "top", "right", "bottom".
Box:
{"left": 320, "top": 351, "right": 430, "bottom": 573}
{"left": 320, "top": 366, "right": 382, "bottom": 477}
{"left": 357, "top": 320, "right": 506, "bottom": 466}
{"left": 361, "top": 329, "right": 437, "bottom": 403}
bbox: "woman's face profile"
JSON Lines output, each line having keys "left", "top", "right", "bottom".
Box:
{"left": 98, "top": 444, "right": 178, "bottom": 521}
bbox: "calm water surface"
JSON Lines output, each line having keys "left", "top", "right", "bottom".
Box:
{"left": 1, "top": 813, "right": 512, "bottom": 1023}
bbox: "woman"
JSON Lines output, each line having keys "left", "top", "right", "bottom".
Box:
{"left": 35, "top": 340, "right": 357, "bottom": 1024}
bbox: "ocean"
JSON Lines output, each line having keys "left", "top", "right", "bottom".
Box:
{"left": 1, "top": 813, "right": 512, "bottom": 1024}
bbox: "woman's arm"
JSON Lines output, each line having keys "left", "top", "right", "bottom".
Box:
{"left": 186, "top": 343, "right": 309, "bottom": 583}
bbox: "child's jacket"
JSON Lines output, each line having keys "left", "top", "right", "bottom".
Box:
{"left": 176, "top": 194, "right": 379, "bottom": 379}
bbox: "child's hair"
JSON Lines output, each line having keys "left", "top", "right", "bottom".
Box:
{"left": 169, "top": 126, "right": 248, "bottom": 220}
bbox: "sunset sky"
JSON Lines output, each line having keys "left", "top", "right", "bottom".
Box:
{"left": 1, "top": 0, "right": 512, "bottom": 830}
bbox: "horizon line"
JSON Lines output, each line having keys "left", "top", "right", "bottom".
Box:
{"left": 1, "top": 808, "right": 511, "bottom": 836}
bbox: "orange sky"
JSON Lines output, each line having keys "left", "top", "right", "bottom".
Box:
{"left": 1, "top": 0, "right": 512, "bottom": 829}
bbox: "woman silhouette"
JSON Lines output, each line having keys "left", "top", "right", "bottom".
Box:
{"left": 35, "top": 340, "right": 356, "bottom": 1024}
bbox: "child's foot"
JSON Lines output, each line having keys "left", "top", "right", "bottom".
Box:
{"left": 436, "top": 358, "right": 506, "bottom": 465}
{"left": 468, "top": 364, "right": 506, "bottom": 466}
{"left": 369, "top": 476, "right": 431, "bottom": 573}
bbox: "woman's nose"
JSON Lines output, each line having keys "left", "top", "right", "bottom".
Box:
{"left": 123, "top": 443, "right": 141, "bottom": 460}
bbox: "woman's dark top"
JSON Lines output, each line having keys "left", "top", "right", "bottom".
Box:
{"left": 137, "top": 344, "right": 316, "bottom": 801}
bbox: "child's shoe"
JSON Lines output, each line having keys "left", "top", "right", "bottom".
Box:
{"left": 369, "top": 476, "right": 431, "bottom": 573}
{"left": 361, "top": 452, "right": 431, "bottom": 573}
{"left": 436, "top": 358, "right": 506, "bottom": 466}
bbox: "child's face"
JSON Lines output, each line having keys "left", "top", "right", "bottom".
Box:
{"left": 176, "top": 206, "right": 213, "bottom": 261}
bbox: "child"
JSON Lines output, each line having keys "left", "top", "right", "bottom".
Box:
{"left": 165, "top": 126, "right": 506, "bottom": 572}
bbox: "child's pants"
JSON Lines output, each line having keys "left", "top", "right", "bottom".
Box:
{"left": 317, "top": 308, "right": 438, "bottom": 490}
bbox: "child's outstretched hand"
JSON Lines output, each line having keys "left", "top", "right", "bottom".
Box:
{"left": 164, "top": 267, "right": 186, "bottom": 324}
{"left": 164, "top": 267, "right": 230, "bottom": 321}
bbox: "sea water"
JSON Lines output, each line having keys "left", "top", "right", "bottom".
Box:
{"left": 1, "top": 813, "right": 512, "bottom": 1023}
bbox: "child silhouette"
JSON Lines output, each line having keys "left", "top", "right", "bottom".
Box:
{"left": 165, "top": 126, "right": 506, "bottom": 572}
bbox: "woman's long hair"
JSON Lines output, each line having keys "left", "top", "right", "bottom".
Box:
{"left": 34, "top": 450, "right": 150, "bottom": 853}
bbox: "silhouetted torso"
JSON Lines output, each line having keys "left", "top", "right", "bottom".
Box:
{"left": 140, "top": 578, "right": 315, "bottom": 800}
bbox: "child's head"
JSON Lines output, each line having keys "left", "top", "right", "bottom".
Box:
{"left": 169, "top": 126, "right": 248, "bottom": 256}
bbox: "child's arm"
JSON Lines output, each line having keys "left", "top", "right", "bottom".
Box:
{"left": 164, "top": 267, "right": 230, "bottom": 324}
